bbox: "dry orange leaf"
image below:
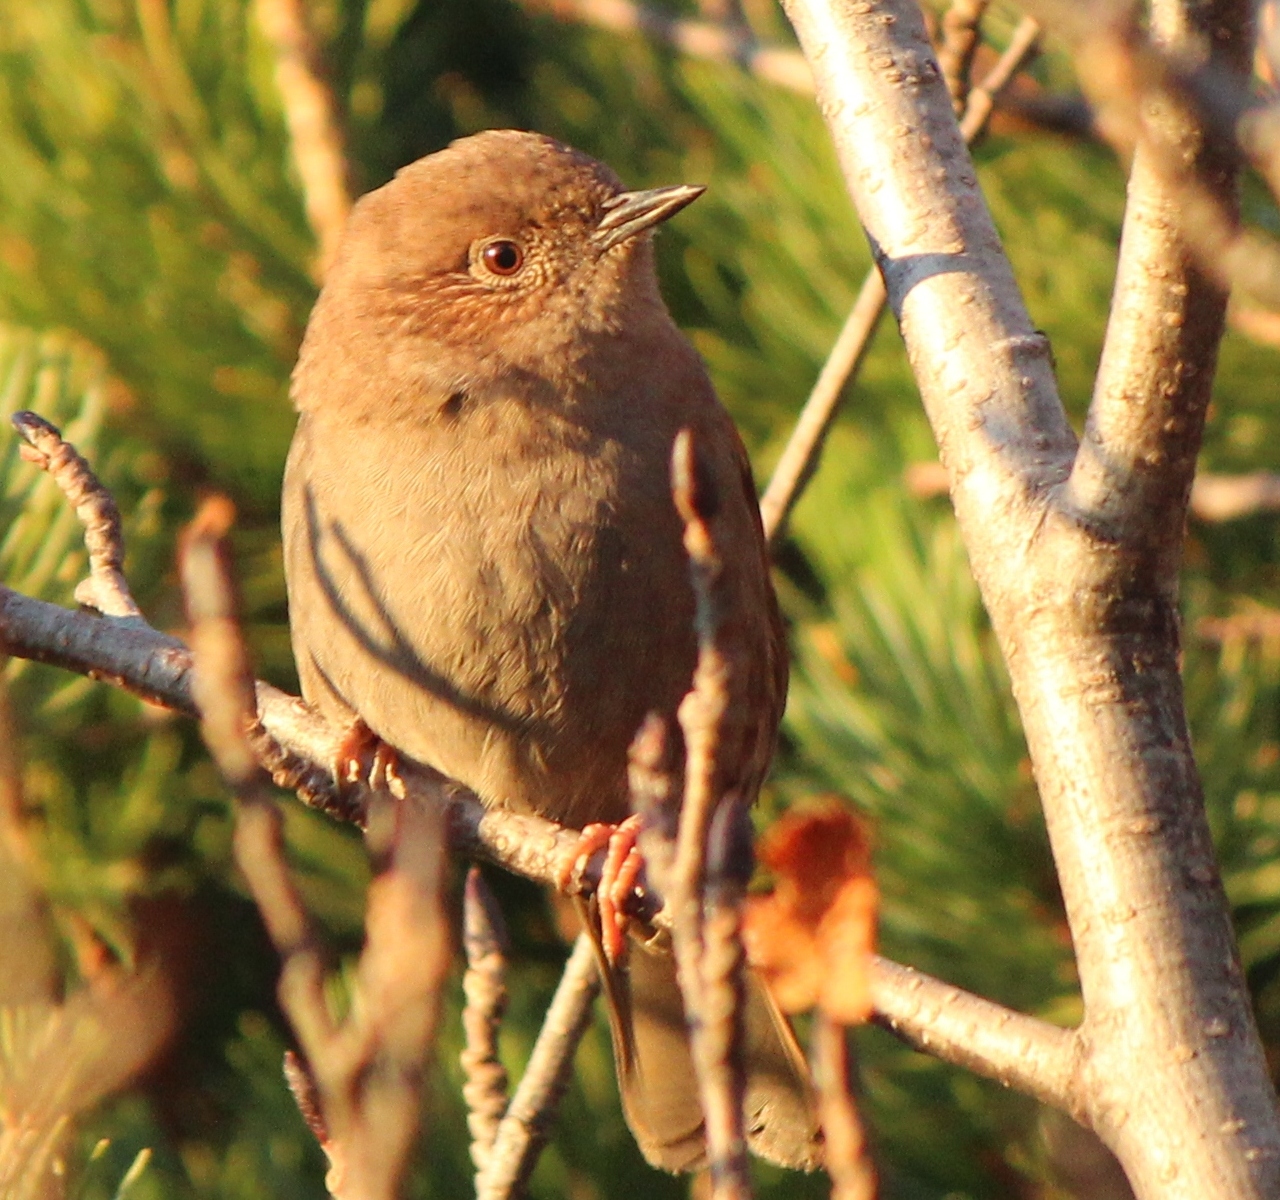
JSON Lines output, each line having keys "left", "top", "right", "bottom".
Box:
{"left": 743, "top": 800, "right": 878, "bottom": 1024}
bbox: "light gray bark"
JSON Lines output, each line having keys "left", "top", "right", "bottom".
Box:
{"left": 780, "top": 0, "right": 1280, "bottom": 1195}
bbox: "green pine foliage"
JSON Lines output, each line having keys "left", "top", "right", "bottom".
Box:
{"left": 2, "top": 1, "right": 1280, "bottom": 1197}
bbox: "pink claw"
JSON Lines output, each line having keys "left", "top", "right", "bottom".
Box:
{"left": 556, "top": 815, "right": 646, "bottom": 964}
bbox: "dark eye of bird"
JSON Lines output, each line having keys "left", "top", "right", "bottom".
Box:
{"left": 481, "top": 240, "right": 523, "bottom": 276}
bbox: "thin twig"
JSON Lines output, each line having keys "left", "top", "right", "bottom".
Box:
{"left": 477, "top": 933, "right": 601, "bottom": 1200}
{"left": 957, "top": 18, "right": 1043, "bottom": 143}
{"left": 670, "top": 429, "right": 752, "bottom": 1200}
{"left": 1196, "top": 609, "right": 1280, "bottom": 643}
{"left": 254, "top": 0, "right": 354, "bottom": 279}
{"left": 462, "top": 867, "right": 511, "bottom": 1175}
{"left": 181, "top": 497, "right": 450, "bottom": 1200}
{"left": 759, "top": 17, "right": 1042, "bottom": 545}
{"left": 1188, "top": 474, "right": 1280, "bottom": 522}
{"left": 759, "top": 273, "right": 887, "bottom": 544}
{"left": 812, "top": 1015, "right": 876, "bottom": 1200}
{"left": 937, "top": 0, "right": 991, "bottom": 114}
{"left": 181, "top": 498, "right": 340, "bottom": 1183}
{"left": 1228, "top": 302, "right": 1280, "bottom": 346}
{"left": 11, "top": 411, "right": 142, "bottom": 620}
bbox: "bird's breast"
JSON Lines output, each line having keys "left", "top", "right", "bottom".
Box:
{"left": 283, "top": 389, "right": 696, "bottom": 823}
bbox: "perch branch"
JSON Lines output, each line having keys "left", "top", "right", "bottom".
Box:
{"left": 0, "top": 581, "right": 1086, "bottom": 1110}
{"left": 1, "top": 418, "right": 1090, "bottom": 1121}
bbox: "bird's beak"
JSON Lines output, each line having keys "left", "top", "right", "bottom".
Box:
{"left": 593, "top": 184, "right": 706, "bottom": 251}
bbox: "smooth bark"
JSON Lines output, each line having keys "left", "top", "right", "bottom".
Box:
{"left": 780, "top": 0, "right": 1280, "bottom": 1195}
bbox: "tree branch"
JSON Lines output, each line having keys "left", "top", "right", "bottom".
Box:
{"left": 1066, "top": 0, "right": 1246, "bottom": 553}
{"left": 779, "top": 0, "right": 1280, "bottom": 1195}
{"left": 870, "top": 957, "right": 1080, "bottom": 1115}
{"left": 254, "top": 0, "right": 354, "bottom": 279}
{"left": 0, "top": 572, "right": 1089, "bottom": 1110}
{"left": 520, "top": 0, "right": 815, "bottom": 94}
{"left": 0, "top": 412, "right": 1111, "bottom": 1137}
{"left": 476, "top": 934, "right": 601, "bottom": 1200}
{"left": 759, "top": 15, "right": 1041, "bottom": 544}
{"left": 182, "top": 497, "right": 449, "bottom": 1200}
{"left": 461, "top": 868, "right": 511, "bottom": 1176}
{"left": 908, "top": 462, "right": 1280, "bottom": 524}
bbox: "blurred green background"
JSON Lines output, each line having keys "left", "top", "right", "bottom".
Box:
{"left": 3, "top": 1, "right": 1280, "bottom": 1197}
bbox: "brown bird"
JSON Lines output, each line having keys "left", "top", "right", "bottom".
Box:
{"left": 282, "top": 128, "right": 820, "bottom": 1172}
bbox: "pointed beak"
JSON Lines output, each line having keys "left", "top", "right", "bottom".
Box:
{"left": 593, "top": 184, "right": 706, "bottom": 251}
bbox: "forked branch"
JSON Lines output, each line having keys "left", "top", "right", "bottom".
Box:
{"left": 778, "top": 0, "right": 1280, "bottom": 1194}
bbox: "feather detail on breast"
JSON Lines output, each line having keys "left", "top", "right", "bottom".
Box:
{"left": 283, "top": 385, "right": 699, "bottom": 825}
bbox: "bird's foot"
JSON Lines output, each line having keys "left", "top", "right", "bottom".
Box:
{"left": 557, "top": 815, "right": 644, "bottom": 964}
{"left": 336, "top": 719, "right": 405, "bottom": 799}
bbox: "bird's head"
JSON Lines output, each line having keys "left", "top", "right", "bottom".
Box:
{"left": 294, "top": 130, "right": 704, "bottom": 409}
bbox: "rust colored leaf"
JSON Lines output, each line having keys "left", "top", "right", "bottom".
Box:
{"left": 743, "top": 801, "right": 878, "bottom": 1023}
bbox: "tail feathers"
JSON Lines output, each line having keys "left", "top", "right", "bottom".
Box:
{"left": 594, "top": 931, "right": 824, "bottom": 1174}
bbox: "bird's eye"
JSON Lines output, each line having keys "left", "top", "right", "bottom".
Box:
{"left": 480, "top": 240, "right": 524, "bottom": 276}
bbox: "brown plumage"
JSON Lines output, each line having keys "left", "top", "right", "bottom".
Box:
{"left": 282, "top": 129, "right": 819, "bottom": 1172}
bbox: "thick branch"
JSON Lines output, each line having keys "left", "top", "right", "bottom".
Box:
{"left": 781, "top": 0, "right": 1280, "bottom": 1196}
{"left": 1066, "top": 0, "right": 1247, "bottom": 556}
{"left": 759, "top": 15, "right": 1041, "bottom": 544}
